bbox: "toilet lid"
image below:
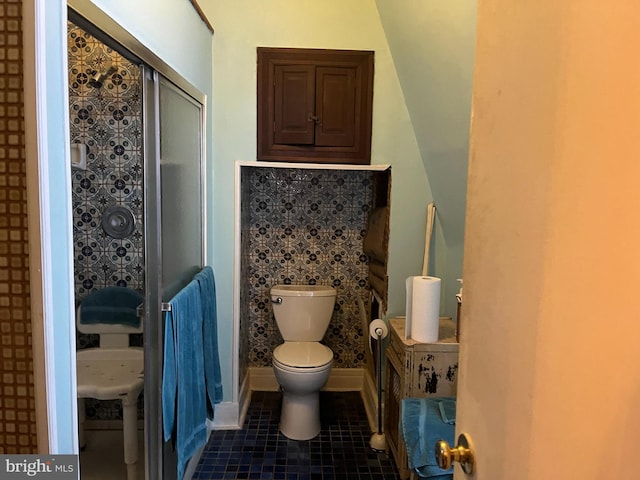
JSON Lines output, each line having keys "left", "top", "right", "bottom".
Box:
{"left": 273, "top": 342, "right": 333, "bottom": 368}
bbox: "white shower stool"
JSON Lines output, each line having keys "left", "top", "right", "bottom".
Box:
{"left": 76, "top": 347, "right": 144, "bottom": 480}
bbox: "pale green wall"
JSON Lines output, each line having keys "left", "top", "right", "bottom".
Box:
{"left": 90, "top": 0, "right": 213, "bottom": 90}
{"left": 375, "top": 0, "right": 477, "bottom": 315}
{"left": 202, "top": 0, "right": 434, "bottom": 337}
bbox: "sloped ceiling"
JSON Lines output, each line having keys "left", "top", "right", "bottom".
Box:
{"left": 375, "top": 1, "right": 477, "bottom": 249}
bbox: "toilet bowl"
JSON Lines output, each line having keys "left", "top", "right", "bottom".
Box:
{"left": 270, "top": 284, "right": 336, "bottom": 440}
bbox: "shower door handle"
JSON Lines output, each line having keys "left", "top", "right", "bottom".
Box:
{"left": 136, "top": 303, "right": 172, "bottom": 316}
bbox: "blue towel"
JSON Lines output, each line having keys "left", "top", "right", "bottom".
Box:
{"left": 194, "top": 266, "right": 223, "bottom": 415}
{"left": 437, "top": 398, "right": 457, "bottom": 425}
{"left": 162, "top": 279, "right": 208, "bottom": 480}
{"left": 80, "top": 286, "right": 142, "bottom": 327}
{"left": 401, "top": 397, "right": 456, "bottom": 479}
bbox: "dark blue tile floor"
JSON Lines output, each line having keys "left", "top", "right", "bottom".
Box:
{"left": 193, "top": 391, "right": 400, "bottom": 480}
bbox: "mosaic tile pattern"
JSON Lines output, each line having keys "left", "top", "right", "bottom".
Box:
{"left": 0, "top": 0, "right": 38, "bottom": 454}
{"left": 67, "top": 22, "right": 144, "bottom": 317}
{"left": 240, "top": 168, "right": 373, "bottom": 368}
{"left": 193, "top": 391, "right": 400, "bottom": 480}
{"left": 68, "top": 22, "right": 144, "bottom": 421}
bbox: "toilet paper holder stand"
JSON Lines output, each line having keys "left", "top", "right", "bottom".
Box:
{"left": 369, "top": 319, "right": 388, "bottom": 452}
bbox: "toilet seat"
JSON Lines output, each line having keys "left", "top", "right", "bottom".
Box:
{"left": 273, "top": 342, "right": 333, "bottom": 372}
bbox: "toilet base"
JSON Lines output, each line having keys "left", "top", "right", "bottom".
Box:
{"left": 279, "top": 391, "right": 321, "bottom": 440}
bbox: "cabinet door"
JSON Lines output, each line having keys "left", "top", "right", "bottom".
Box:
{"left": 273, "top": 65, "right": 315, "bottom": 145}
{"left": 315, "top": 66, "right": 356, "bottom": 147}
{"left": 257, "top": 47, "right": 373, "bottom": 164}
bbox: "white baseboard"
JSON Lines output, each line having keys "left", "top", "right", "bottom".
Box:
{"left": 248, "top": 366, "right": 279, "bottom": 391}
{"left": 325, "top": 367, "right": 365, "bottom": 391}
{"left": 361, "top": 368, "right": 379, "bottom": 433}
{"left": 206, "top": 369, "right": 251, "bottom": 430}
{"left": 206, "top": 401, "right": 241, "bottom": 430}
{"left": 237, "top": 369, "right": 251, "bottom": 428}
{"left": 248, "top": 367, "right": 365, "bottom": 392}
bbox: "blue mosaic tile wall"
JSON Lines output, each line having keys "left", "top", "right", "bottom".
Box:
{"left": 68, "top": 23, "right": 144, "bottom": 333}
{"left": 240, "top": 167, "right": 374, "bottom": 370}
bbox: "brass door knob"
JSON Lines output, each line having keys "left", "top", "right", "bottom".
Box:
{"left": 435, "top": 433, "right": 475, "bottom": 474}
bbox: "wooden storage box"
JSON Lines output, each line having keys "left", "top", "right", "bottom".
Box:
{"left": 384, "top": 317, "right": 459, "bottom": 479}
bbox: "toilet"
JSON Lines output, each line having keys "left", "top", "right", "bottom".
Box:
{"left": 270, "top": 284, "right": 336, "bottom": 440}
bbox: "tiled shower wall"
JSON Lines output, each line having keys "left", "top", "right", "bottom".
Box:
{"left": 239, "top": 167, "right": 376, "bottom": 378}
{"left": 0, "top": 0, "right": 37, "bottom": 453}
{"left": 68, "top": 23, "right": 144, "bottom": 420}
{"left": 68, "top": 22, "right": 144, "bottom": 334}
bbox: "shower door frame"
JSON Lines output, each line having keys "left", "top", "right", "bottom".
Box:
{"left": 144, "top": 67, "right": 207, "bottom": 480}
{"left": 67, "top": 3, "right": 207, "bottom": 478}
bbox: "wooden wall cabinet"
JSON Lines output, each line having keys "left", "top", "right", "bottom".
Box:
{"left": 257, "top": 47, "right": 374, "bottom": 165}
{"left": 384, "top": 317, "right": 459, "bottom": 479}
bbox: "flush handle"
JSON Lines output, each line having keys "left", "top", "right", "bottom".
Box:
{"left": 435, "top": 433, "right": 475, "bottom": 474}
{"left": 272, "top": 297, "right": 283, "bottom": 305}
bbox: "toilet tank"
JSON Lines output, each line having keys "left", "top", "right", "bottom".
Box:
{"left": 270, "top": 285, "right": 336, "bottom": 341}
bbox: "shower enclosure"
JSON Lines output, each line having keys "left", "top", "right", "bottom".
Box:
{"left": 68, "top": 6, "right": 205, "bottom": 479}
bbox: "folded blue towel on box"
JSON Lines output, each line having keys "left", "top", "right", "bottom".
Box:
{"left": 401, "top": 397, "right": 456, "bottom": 479}
{"left": 80, "top": 286, "right": 142, "bottom": 327}
{"left": 162, "top": 279, "right": 208, "bottom": 480}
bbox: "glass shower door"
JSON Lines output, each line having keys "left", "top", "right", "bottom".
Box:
{"left": 144, "top": 68, "right": 205, "bottom": 480}
{"left": 158, "top": 76, "right": 204, "bottom": 299}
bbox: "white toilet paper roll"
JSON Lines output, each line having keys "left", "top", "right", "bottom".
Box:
{"left": 405, "top": 276, "right": 441, "bottom": 342}
{"left": 369, "top": 319, "right": 389, "bottom": 339}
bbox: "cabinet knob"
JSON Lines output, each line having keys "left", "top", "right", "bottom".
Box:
{"left": 308, "top": 114, "right": 321, "bottom": 125}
